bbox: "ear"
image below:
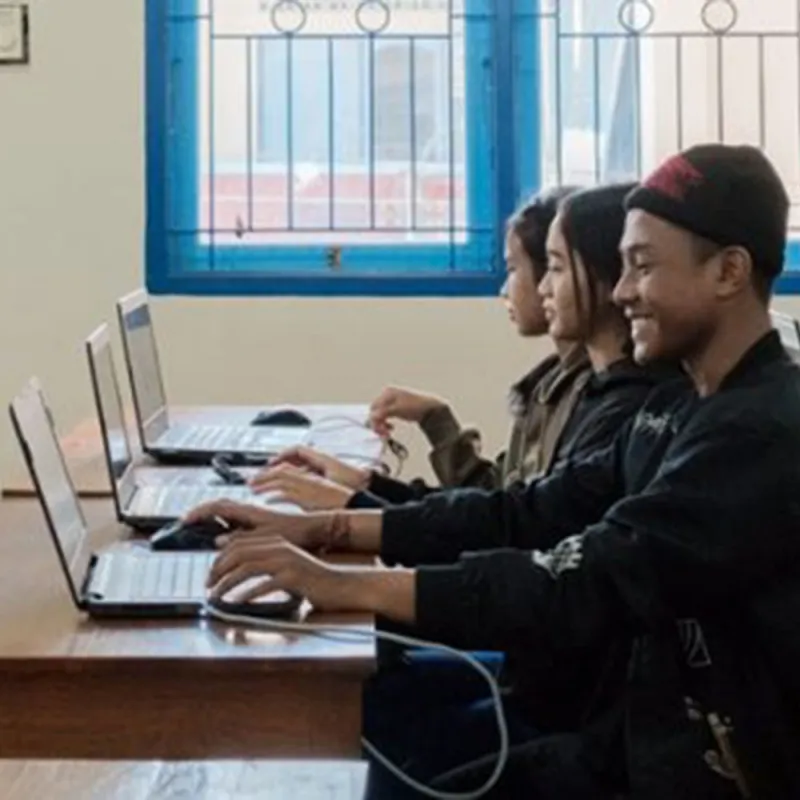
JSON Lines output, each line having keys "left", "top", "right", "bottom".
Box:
{"left": 714, "top": 246, "right": 752, "bottom": 299}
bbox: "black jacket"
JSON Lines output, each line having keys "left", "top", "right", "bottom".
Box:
{"left": 383, "top": 332, "right": 800, "bottom": 799}
{"left": 350, "top": 359, "right": 666, "bottom": 509}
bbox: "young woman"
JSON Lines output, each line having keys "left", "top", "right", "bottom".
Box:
{"left": 248, "top": 187, "right": 593, "bottom": 508}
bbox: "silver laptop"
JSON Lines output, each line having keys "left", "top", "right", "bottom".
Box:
{"left": 771, "top": 310, "right": 800, "bottom": 363}
{"left": 86, "top": 324, "right": 264, "bottom": 530}
{"left": 116, "top": 290, "right": 306, "bottom": 465}
{"left": 9, "top": 379, "right": 300, "bottom": 619}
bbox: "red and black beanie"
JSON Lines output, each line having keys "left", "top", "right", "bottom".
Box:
{"left": 625, "top": 144, "right": 790, "bottom": 279}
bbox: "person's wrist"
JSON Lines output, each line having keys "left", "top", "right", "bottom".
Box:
{"left": 339, "top": 570, "right": 386, "bottom": 613}
{"left": 302, "top": 512, "right": 336, "bottom": 549}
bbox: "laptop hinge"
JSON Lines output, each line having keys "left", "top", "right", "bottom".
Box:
{"left": 79, "top": 553, "right": 100, "bottom": 605}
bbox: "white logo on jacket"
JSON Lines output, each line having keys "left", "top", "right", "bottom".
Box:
{"left": 633, "top": 410, "right": 677, "bottom": 437}
{"left": 532, "top": 535, "right": 584, "bottom": 578}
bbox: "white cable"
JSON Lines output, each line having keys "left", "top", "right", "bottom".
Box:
{"left": 302, "top": 415, "right": 406, "bottom": 478}
{"left": 204, "top": 603, "right": 509, "bottom": 799}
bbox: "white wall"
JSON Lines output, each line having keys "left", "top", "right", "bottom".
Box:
{"left": 0, "top": 0, "right": 539, "bottom": 480}
{"left": 3, "top": 0, "right": 800, "bottom": 482}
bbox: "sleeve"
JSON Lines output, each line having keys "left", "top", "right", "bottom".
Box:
{"left": 346, "top": 473, "right": 440, "bottom": 508}
{"left": 381, "top": 422, "right": 629, "bottom": 567}
{"left": 413, "top": 417, "right": 799, "bottom": 653}
{"left": 420, "top": 406, "right": 502, "bottom": 491}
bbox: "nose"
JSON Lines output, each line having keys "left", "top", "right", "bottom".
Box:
{"left": 537, "top": 272, "right": 551, "bottom": 299}
{"left": 499, "top": 278, "right": 509, "bottom": 299}
{"left": 612, "top": 268, "right": 636, "bottom": 308}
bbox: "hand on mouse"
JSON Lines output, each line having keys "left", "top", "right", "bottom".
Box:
{"left": 207, "top": 537, "right": 378, "bottom": 612}
{"left": 368, "top": 386, "right": 447, "bottom": 438}
{"left": 248, "top": 462, "right": 355, "bottom": 511}
{"left": 252, "top": 446, "right": 370, "bottom": 492}
{"left": 184, "top": 499, "right": 331, "bottom": 551}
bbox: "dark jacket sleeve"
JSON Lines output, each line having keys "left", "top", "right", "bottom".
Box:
{"left": 346, "top": 473, "right": 437, "bottom": 509}
{"left": 381, "top": 423, "right": 629, "bottom": 567}
{"left": 413, "top": 414, "right": 800, "bottom": 652}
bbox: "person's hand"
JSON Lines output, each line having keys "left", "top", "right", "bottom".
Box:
{"left": 248, "top": 462, "right": 355, "bottom": 510}
{"left": 183, "top": 499, "right": 327, "bottom": 550}
{"left": 368, "top": 386, "right": 447, "bottom": 437}
{"left": 207, "top": 538, "right": 374, "bottom": 612}
{"left": 253, "top": 446, "right": 369, "bottom": 491}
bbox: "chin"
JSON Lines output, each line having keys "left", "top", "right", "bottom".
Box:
{"left": 633, "top": 340, "right": 657, "bottom": 365}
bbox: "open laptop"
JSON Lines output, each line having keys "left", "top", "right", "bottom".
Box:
{"left": 86, "top": 324, "right": 275, "bottom": 530}
{"left": 116, "top": 290, "right": 306, "bottom": 465}
{"left": 771, "top": 310, "right": 800, "bottom": 363}
{"left": 10, "top": 379, "right": 301, "bottom": 619}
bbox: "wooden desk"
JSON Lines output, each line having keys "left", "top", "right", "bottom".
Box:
{"left": 0, "top": 499, "right": 375, "bottom": 760}
{"left": 0, "top": 760, "right": 368, "bottom": 799}
{"left": 2, "top": 404, "right": 380, "bottom": 499}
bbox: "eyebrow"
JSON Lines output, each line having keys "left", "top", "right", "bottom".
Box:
{"left": 620, "top": 243, "right": 655, "bottom": 257}
{"left": 546, "top": 248, "right": 565, "bottom": 259}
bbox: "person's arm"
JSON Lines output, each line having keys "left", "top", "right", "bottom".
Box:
{"left": 346, "top": 472, "right": 436, "bottom": 508}
{"left": 420, "top": 406, "right": 502, "bottom": 490}
{"left": 370, "top": 413, "right": 800, "bottom": 652}
{"left": 377, "top": 423, "right": 628, "bottom": 567}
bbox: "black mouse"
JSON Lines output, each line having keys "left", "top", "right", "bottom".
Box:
{"left": 150, "top": 517, "right": 232, "bottom": 551}
{"left": 251, "top": 409, "right": 311, "bottom": 427}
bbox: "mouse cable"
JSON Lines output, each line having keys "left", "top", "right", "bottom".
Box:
{"left": 304, "top": 415, "right": 409, "bottom": 479}
{"left": 204, "top": 603, "right": 509, "bottom": 800}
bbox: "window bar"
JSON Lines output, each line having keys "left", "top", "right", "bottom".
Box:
{"left": 633, "top": 32, "right": 642, "bottom": 176}
{"left": 287, "top": 35, "right": 295, "bottom": 231}
{"left": 208, "top": 0, "right": 216, "bottom": 270}
{"left": 409, "top": 36, "right": 418, "bottom": 232}
{"left": 676, "top": 35, "right": 684, "bottom": 151}
{"left": 447, "top": 0, "right": 456, "bottom": 269}
{"left": 369, "top": 33, "right": 377, "bottom": 230}
{"left": 554, "top": 0, "right": 564, "bottom": 184}
{"left": 246, "top": 36, "right": 254, "bottom": 232}
{"left": 716, "top": 33, "right": 725, "bottom": 142}
{"left": 758, "top": 34, "right": 766, "bottom": 150}
{"left": 328, "top": 37, "right": 336, "bottom": 231}
{"left": 593, "top": 34, "right": 601, "bottom": 183}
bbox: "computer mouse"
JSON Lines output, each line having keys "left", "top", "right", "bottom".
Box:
{"left": 251, "top": 409, "right": 311, "bottom": 427}
{"left": 150, "top": 517, "right": 232, "bottom": 551}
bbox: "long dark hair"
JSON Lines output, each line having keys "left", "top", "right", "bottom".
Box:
{"left": 507, "top": 186, "right": 580, "bottom": 281}
{"left": 558, "top": 182, "right": 636, "bottom": 340}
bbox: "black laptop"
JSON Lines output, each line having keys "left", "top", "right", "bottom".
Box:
{"left": 116, "top": 290, "right": 306, "bottom": 465}
{"left": 10, "top": 379, "right": 301, "bottom": 619}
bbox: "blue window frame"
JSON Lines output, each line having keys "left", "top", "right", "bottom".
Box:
{"left": 147, "top": 1, "right": 800, "bottom": 296}
{"left": 147, "top": 0, "right": 515, "bottom": 296}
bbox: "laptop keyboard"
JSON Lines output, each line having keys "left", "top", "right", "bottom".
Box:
{"left": 129, "top": 485, "right": 255, "bottom": 520}
{"left": 157, "top": 424, "right": 303, "bottom": 453}
{"left": 91, "top": 551, "right": 216, "bottom": 602}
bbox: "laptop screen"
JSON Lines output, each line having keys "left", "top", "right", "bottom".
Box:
{"left": 118, "top": 293, "right": 169, "bottom": 446}
{"left": 86, "top": 327, "right": 136, "bottom": 513}
{"left": 9, "top": 381, "right": 88, "bottom": 606}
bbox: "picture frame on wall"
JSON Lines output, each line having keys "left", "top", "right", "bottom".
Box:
{"left": 0, "top": 4, "right": 29, "bottom": 65}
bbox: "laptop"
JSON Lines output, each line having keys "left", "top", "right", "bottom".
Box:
{"left": 116, "top": 290, "right": 306, "bottom": 465}
{"left": 9, "top": 379, "right": 301, "bottom": 619}
{"left": 771, "top": 310, "right": 800, "bottom": 363}
{"left": 87, "top": 324, "right": 275, "bottom": 530}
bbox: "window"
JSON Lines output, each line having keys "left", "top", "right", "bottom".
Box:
{"left": 147, "top": 0, "right": 800, "bottom": 296}
{"left": 148, "top": 0, "right": 501, "bottom": 295}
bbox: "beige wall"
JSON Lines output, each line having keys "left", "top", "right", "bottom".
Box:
{"left": 2, "top": 0, "right": 800, "bottom": 483}
{"left": 0, "top": 0, "right": 538, "bottom": 481}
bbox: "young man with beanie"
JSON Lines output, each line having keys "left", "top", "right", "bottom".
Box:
{"left": 192, "top": 145, "right": 800, "bottom": 799}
